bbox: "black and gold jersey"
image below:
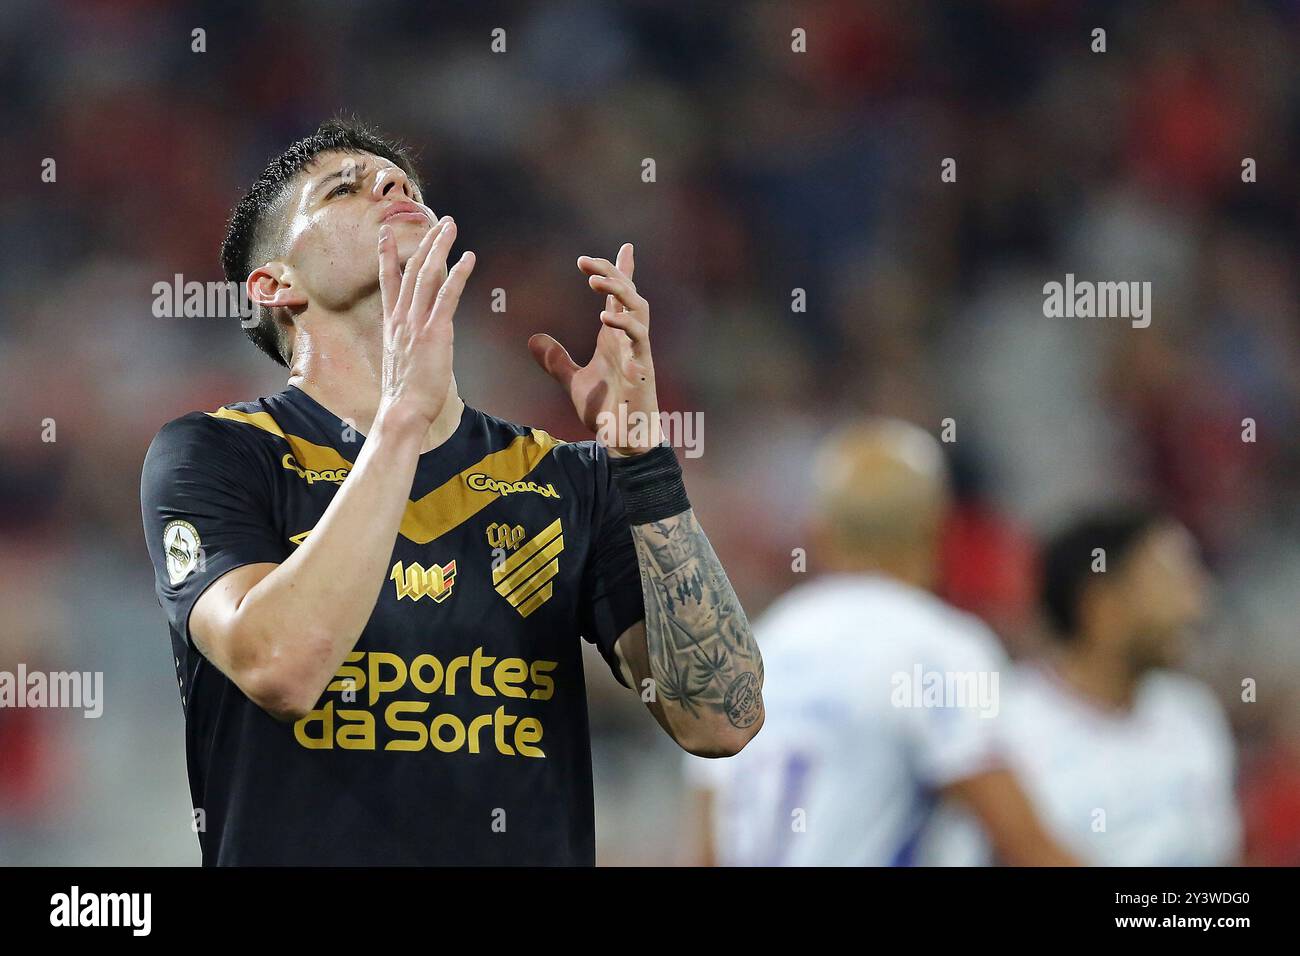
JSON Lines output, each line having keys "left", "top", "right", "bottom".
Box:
{"left": 140, "top": 384, "right": 644, "bottom": 865}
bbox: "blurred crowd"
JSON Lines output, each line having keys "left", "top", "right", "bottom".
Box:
{"left": 1, "top": 0, "right": 1297, "bottom": 864}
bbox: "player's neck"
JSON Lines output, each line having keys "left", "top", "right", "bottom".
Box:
{"left": 1054, "top": 643, "right": 1141, "bottom": 712}
{"left": 284, "top": 311, "right": 463, "bottom": 454}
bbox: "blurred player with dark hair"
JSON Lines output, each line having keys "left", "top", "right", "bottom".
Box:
{"left": 974, "top": 508, "right": 1240, "bottom": 864}
{"left": 683, "top": 419, "right": 1073, "bottom": 866}
{"left": 139, "top": 120, "right": 763, "bottom": 865}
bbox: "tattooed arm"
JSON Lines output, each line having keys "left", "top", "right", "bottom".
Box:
{"left": 613, "top": 510, "right": 764, "bottom": 757}
{"left": 529, "top": 241, "right": 762, "bottom": 754}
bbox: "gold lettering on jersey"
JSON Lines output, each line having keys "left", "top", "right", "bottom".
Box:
{"left": 281, "top": 453, "right": 350, "bottom": 485}
{"left": 295, "top": 650, "right": 558, "bottom": 757}
{"left": 466, "top": 473, "right": 561, "bottom": 499}
{"left": 486, "top": 522, "right": 525, "bottom": 551}
{"left": 206, "top": 406, "right": 565, "bottom": 545}
{"left": 390, "top": 559, "right": 457, "bottom": 603}
{"left": 492, "top": 518, "right": 563, "bottom": 618}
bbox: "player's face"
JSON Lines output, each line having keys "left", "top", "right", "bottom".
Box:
{"left": 279, "top": 150, "right": 436, "bottom": 312}
{"left": 1118, "top": 523, "right": 1210, "bottom": 669}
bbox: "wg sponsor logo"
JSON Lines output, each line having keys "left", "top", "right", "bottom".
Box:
{"left": 391, "top": 559, "right": 457, "bottom": 603}
{"left": 889, "top": 665, "right": 1000, "bottom": 718}
{"left": 1, "top": 665, "right": 103, "bottom": 718}
{"left": 50, "top": 886, "right": 150, "bottom": 936}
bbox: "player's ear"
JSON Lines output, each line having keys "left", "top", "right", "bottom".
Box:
{"left": 247, "top": 263, "right": 308, "bottom": 310}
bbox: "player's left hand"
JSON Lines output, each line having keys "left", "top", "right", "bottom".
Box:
{"left": 529, "top": 242, "right": 661, "bottom": 457}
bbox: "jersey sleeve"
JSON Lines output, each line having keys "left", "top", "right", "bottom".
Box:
{"left": 575, "top": 442, "right": 646, "bottom": 687}
{"left": 902, "top": 618, "right": 1009, "bottom": 789}
{"left": 140, "top": 414, "right": 286, "bottom": 648}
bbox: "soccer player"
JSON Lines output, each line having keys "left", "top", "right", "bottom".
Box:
{"left": 139, "top": 121, "right": 764, "bottom": 865}
{"left": 982, "top": 508, "right": 1241, "bottom": 865}
{"left": 682, "top": 419, "right": 1074, "bottom": 866}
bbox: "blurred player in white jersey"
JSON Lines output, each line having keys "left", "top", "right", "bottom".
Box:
{"left": 682, "top": 420, "right": 1075, "bottom": 866}
{"left": 978, "top": 508, "right": 1240, "bottom": 865}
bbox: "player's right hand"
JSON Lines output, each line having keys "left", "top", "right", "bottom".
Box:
{"left": 377, "top": 216, "right": 475, "bottom": 426}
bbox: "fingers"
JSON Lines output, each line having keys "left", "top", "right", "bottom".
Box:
{"left": 527, "top": 333, "right": 580, "bottom": 391}
{"left": 410, "top": 218, "right": 457, "bottom": 320}
{"left": 394, "top": 223, "right": 442, "bottom": 322}
{"left": 429, "top": 250, "right": 476, "bottom": 327}
{"left": 578, "top": 249, "right": 646, "bottom": 317}
{"left": 606, "top": 244, "right": 634, "bottom": 314}
{"left": 577, "top": 244, "right": 635, "bottom": 282}
{"left": 599, "top": 308, "right": 649, "bottom": 357}
{"left": 616, "top": 242, "right": 634, "bottom": 282}
{"left": 588, "top": 272, "right": 646, "bottom": 315}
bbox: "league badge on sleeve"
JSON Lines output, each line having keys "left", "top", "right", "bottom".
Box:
{"left": 163, "top": 519, "right": 202, "bottom": 585}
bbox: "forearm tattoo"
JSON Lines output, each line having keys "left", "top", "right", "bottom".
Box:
{"left": 631, "top": 510, "right": 763, "bottom": 729}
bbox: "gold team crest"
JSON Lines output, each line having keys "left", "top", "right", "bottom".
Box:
{"left": 391, "top": 559, "right": 457, "bottom": 603}
{"left": 491, "top": 518, "right": 563, "bottom": 618}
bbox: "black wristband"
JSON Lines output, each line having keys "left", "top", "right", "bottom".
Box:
{"left": 607, "top": 442, "right": 691, "bottom": 526}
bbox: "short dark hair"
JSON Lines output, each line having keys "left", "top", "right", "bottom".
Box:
{"left": 1040, "top": 506, "right": 1164, "bottom": 638}
{"left": 221, "top": 119, "right": 422, "bottom": 367}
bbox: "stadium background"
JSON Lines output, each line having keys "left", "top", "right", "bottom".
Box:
{"left": 1, "top": 0, "right": 1298, "bottom": 864}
